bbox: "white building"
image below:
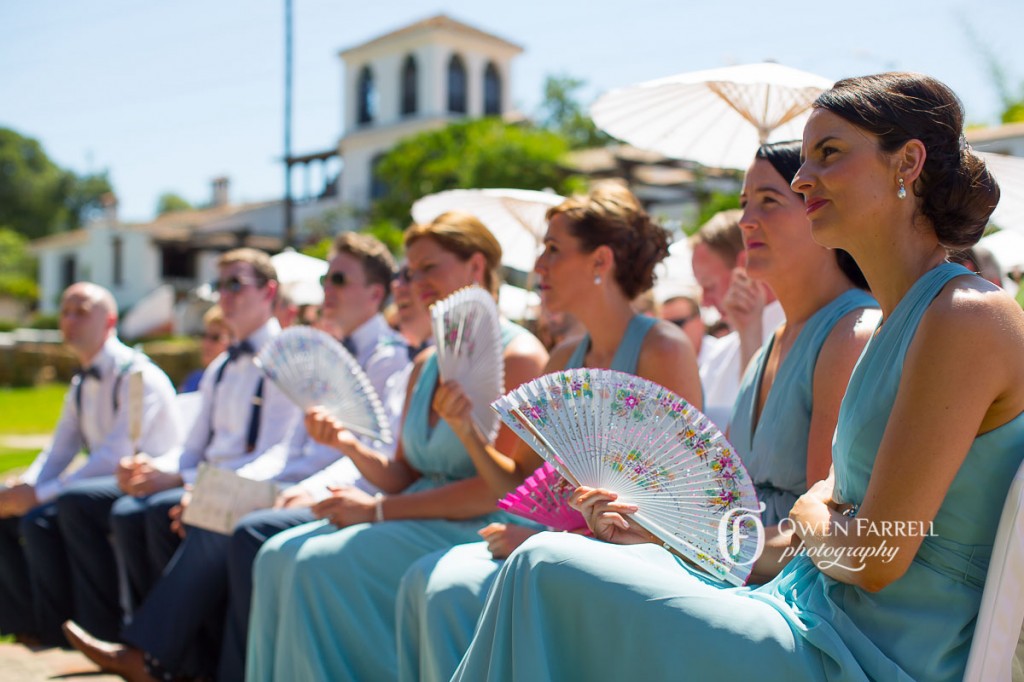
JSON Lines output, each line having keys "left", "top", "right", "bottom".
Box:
{"left": 968, "top": 122, "right": 1024, "bottom": 157}
{"left": 336, "top": 14, "right": 522, "bottom": 211}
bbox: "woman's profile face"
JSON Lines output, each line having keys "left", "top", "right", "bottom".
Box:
{"left": 406, "top": 236, "right": 482, "bottom": 308}
{"left": 739, "top": 158, "right": 818, "bottom": 283}
{"left": 793, "top": 109, "right": 897, "bottom": 251}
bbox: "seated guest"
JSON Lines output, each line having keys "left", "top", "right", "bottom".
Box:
{"left": 388, "top": 262, "right": 433, "bottom": 359}
{"left": 690, "top": 209, "right": 784, "bottom": 428}
{"left": 55, "top": 248, "right": 300, "bottom": 644}
{"left": 244, "top": 212, "right": 549, "bottom": 681}
{"left": 64, "top": 233, "right": 413, "bottom": 682}
{"left": 179, "top": 304, "right": 234, "bottom": 393}
{"left": 453, "top": 72, "right": 1023, "bottom": 682}
{"left": 397, "top": 183, "right": 704, "bottom": 682}
{"left": 398, "top": 148, "right": 877, "bottom": 681}
{"left": 0, "top": 282, "right": 180, "bottom": 647}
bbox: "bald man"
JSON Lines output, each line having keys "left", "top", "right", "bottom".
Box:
{"left": 0, "top": 282, "right": 181, "bottom": 647}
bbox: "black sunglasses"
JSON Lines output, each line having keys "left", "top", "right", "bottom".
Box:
{"left": 212, "top": 276, "right": 265, "bottom": 293}
{"left": 320, "top": 271, "right": 348, "bottom": 288}
{"left": 392, "top": 266, "right": 411, "bottom": 284}
{"left": 197, "top": 332, "right": 227, "bottom": 342}
{"left": 667, "top": 313, "right": 700, "bottom": 327}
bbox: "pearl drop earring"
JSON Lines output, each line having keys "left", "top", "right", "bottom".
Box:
{"left": 897, "top": 178, "right": 907, "bottom": 200}
{"left": 594, "top": 274, "right": 602, "bottom": 285}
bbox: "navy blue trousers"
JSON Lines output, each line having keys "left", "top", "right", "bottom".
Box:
{"left": 110, "top": 486, "right": 185, "bottom": 610}
{"left": 0, "top": 502, "right": 68, "bottom": 646}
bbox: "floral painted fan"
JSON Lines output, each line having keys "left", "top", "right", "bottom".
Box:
{"left": 431, "top": 286, "right": 504, "bottom": 442}
{"left": 256, "top": 326, "right": 392, "bottom": 443}
{"left": 498, "top": 462, "right": 587, "bottom": 532}
{"left": 492, "top": 368, "right": 761, "bottom": 586}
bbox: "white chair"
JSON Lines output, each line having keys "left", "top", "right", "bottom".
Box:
{"left": 964, "top": 458, "right": 1024, "bottom": 681}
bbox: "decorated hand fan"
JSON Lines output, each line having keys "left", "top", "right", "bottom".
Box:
{"left": 498, "top": 462, "right": 588, "bottom": 532}
{"left": 431, "top": 286, "right": 504, "bottom": 441}
{"left": 256, "top": 326, "right": 392, "bottom": 444}
{"left": 492, "top": 368, "right": 761, "bottom": 586}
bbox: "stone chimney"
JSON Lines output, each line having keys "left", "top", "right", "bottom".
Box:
{"left": 100, "top": 192, "right": 118, "bottom": 225}
{"left": 212, "top": 176, "right": 230, "bottom": 207}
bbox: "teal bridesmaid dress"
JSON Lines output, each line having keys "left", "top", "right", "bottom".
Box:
{"left": 452, "top": 263, "right": 1024, "bottom": 682}
{"left": 396, "top": 315, "right": 657, "bottom": 682}
{"left": 245, "top": 321, "right": 529, "bottom": 682}
{"left": 730, "top": 288, "right": 878, "bottom": 525}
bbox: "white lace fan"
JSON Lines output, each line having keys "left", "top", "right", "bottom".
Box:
{"left": 255, "top": 326, "right": 392, "bottom": 444}
{"left": 431, "top": 286, "right": 504, "bottom": 442}
{"left": 492, "top": 368, "right": 761, "bottom": 586}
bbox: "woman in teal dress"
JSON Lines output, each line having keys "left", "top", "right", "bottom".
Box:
{"left": 397, "top": 183, "right": 705, "bottom": 682}
{"left": 400, "top": 160, "right": 878, "bottom": 680}
{"left": 452, "top": 73, "right": 1024, "bottom": 682}
{"left": 244, "top": 212, "right": 549, "bottom": 681}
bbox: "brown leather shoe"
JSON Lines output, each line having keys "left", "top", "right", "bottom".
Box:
{"left": 61, "top": 620, "right": 156, "bottom": 682}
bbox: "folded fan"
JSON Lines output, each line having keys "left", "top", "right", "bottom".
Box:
{"left": 255, "top": 326, "right": 392, "bottom": 444}
{"left": 431, "top": 286, "right": 504, "bottom": 442}
{"left": 498, "top": 462, "right": 587, "bottom": 532}
{"left": 492, "top": 368, "right": 761, "bottom": 586}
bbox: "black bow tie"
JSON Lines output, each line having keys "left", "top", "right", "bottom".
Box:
{"left": 227, "top": 340, "right": 255, "bottom": 361}
{"left": 341, "top": 336, "right": 357, "bottom": 356}
{"left": 77, "top": 366, "right": 101, "bottom": 381}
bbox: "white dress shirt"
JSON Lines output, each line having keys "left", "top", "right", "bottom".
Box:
{"left": 21, "top": 337, "right": 181, "bottom": 503}
{"left": 287, "top": 314, "right": 412, "bottom": 500}
{"left": 157, "top": 318, "right": 301, "bottom": 484}
{"left": 699, "top": 300, "right": 785, "bottom": 431}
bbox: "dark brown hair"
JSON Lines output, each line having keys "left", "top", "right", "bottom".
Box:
{"left": 813, "top": 72, "right": 999, "bottom": 249}
{"left": 547, "top": 182, "right": 670, "bottom": 299}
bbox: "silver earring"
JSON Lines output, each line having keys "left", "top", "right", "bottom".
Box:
{"left": 594, "top": 274, "right": 602, "bottom": 285}
{"left": 897, "top": 178, "right": 907, "bottom": 200}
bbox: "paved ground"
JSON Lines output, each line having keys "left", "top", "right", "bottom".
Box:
{"left": 0, "top": 434, "right": 51, "bottom": 450}
{"left": 0, "top": 642, "right": 121, "bottom": 681}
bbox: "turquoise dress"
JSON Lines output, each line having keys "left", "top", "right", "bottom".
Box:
{"left": 452, "top": 263, "right": 1024, "bottom": 682}
{"left": 730, "top": 289, "right": 878, "bottom": 525}
{"left": 245, "top": 321, "right": 529, "bottom": 682}
{"left": 396, "top": 316, "right": 658, "bottom": 682}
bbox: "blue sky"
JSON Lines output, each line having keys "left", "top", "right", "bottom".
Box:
{"left": 2, "top": 0, "right": 1023, "bottom": 222}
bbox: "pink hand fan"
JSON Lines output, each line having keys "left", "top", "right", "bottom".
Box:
{"left": 498, "top": 462, "right": 587, "bottom": 532}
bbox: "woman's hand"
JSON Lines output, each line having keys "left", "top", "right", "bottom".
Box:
{"left": 478, "top": 522, "right": 541, "bottom": 559}
{"left": 311, "top": 485, "right": 376, "bottom": 528}
{"left": 304, "top": 407, "right": 358, "bottom": 452}
{"left": 788, "top": 478, "right": 839, "bottom": 540}
{"left": 432, "top": 381, "right": 474, "bottom": 434}
{"left": 570, "top": 486, "right": 654, "bottom": 546}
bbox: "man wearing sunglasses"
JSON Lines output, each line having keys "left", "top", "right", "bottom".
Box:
{"left": 65, "top": 234, "right": 414, "bottom": 682}
{"left": 58, "top": 249, "right": 301, "bottom": 650}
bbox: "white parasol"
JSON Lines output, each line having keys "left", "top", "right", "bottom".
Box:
{"left": 411, "top": 188, "right": 565, "bottom": 272}
{"left": 591, "top": 62, "right": 833, "bottom": 170}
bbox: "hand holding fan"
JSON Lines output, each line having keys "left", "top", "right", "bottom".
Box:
{"left": 498, "top": 462, "right": 587, "bottom": 532}
{"left": 492, "top": 368, "right": 761, "bottom": 586}
{"left": 256, "top": 326, "right": 392, "bottom": 444}
{"left": 431, "top": 286, "right": 504, "bottom": 442}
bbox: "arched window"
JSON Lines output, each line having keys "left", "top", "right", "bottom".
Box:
{"left": 484, "top": 62, "right": 501, "bottom": 115}
{"left": 357, "top": 65, "right": 376, "bottom": 125}
{"left": 447, "top": 54, "right": 467, "bottom": 114}
{"left": 401, "top": 54, "right": 418, "bottom": 116}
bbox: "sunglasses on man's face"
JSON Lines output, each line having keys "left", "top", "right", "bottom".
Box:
{"left": 392, "top": 266, "right": 411, "bottom": 284}
{"left": 320, "top": 271, "right": 348, "bottom": 288}
{"left": 212, "top": 276, "right": 265, "bottom": 293}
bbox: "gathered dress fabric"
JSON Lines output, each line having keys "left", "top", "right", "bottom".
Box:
{"left": 452, "top": 264, "right": 1024, "bottom": 682}
{"left": 245, "top": 321, "right": 528, "bottom": 681}
{"left": 395, "top": 315, "right": 657, "bottom": 682}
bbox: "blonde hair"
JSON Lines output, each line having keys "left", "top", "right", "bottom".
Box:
{"left": 689, "top": 209, "right": 744, "bottom": 267}
{"left": 404, "top": 211, "right": 503, "bottom": 296}
{"left": 218, "top": 248, "right": 277, "bottom": 283}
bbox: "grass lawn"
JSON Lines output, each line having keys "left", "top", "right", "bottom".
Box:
{"left": 0, "top": 448, "right": 38, "bottom": 476}
{"left": 0, "top": 384, "right": 66, "bottom": 434}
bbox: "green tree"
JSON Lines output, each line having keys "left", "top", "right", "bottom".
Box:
{"left": 537, "top": 75, "right": 613, "bottom": 149}
{"left": 0, "top": 228, "right": 39, "bottom": 301}
{"left": 0, "top": 128, "right": 113, "bottom": 239}
{"left": 156, "top": 192, "right": 193, "bottom": 215}
{"left": 371, "top": 117, "right": 583, "bottom": 226}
